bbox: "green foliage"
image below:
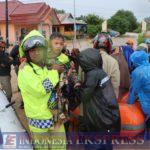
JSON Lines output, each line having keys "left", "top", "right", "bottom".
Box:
{"left": 108, "top": 10, "right": 138, "bottom": 34}
{"left": 134, "top": 23, "right": 141, "bottom": 33}
{"left": 83, "top": 14, "right": 104, "bottom": 37}
{"left": 85, "top": 14, "right": 103, "bottom": 25}
{"left": 108, "top": 16, "right": 129, "bottom": 34}
{"left": 64, "top": 35, "right": 74, "bottom": 40}
{"left": 137, "top": 33, "right": 145, "bottom": 45}
{"left": 76, "top": 15, "right": 86, "bottom": 22}
{"left": 54, "top": 8, "right": 65, "bottom": 14}
{"left": 87, "top": 25, "right": 100, "bottom": 37}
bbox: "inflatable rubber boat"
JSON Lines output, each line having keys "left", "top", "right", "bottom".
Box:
{"left": 0, "top": 89, "right": 33, "bottom": 150}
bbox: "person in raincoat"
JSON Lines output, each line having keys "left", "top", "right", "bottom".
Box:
{"left": 93, "top": 32, "right": 120, "bottom": 98}
{"left": 111, "top": 46, "right": 130, "bottom": 99}
{"left": 18, "top": 30, "right": 66, "bottom": 150}
{"left": 127, "top": 50, "right": 150, "bottom": 140}
{"left": 144, "top": 38, "right": 150, "bottom": 53}
{"left": 78, "top": 48, "right": 120, "bottom": 150}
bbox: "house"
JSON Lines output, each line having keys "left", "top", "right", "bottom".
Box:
{"left": 0, "top": 0, "right": 60, "bottom": 44}
{"left": 53, "top": 13, "right": 87, "bottom": 38}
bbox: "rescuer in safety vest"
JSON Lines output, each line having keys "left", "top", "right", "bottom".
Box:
{"left": 18, "top": 30, "right": 66, "bottom": 150}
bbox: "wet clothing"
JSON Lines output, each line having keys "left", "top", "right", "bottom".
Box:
{"left": 100, "top": 50, "right": 120, "bottom": 98}
{"left": 78, "top": 48, "right": 120, "bottom": 132}
{"left": 78, "top": 48, "right": 120, "bottom": 150}
{"left": 111, "top": 52, "right": 130, "bottom": 99}
{"left": 120, "top": 45, "right": 134, "bottom": 72}
{"left": 127, "top": 51, "right": 150, "bottom": 141}
{"left": 127, "top": 51, "right": 150, "bottom": 115}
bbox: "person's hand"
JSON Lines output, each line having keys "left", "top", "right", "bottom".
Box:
{"left": 74, "top": 82, "right": 81, "bottom": 88}
{"left": 9, "top": 56, "right": 13, "bottom": 61}
{"left": 52, "top": 64, "right": 64, "bottom": 73}
{"left": 19, "top": 59, "right": 26, "bottom": 70}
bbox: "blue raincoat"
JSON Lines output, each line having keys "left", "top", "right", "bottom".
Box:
{"left": 127, "top": 51, "right": 150, "bottom": 115}
{"left": 120, "top": 45, "right": 134, "bottom": 71}
{"left": 144, "top": 38, "right": 150, "bottom": 44}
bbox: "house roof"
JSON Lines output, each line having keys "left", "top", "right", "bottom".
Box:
{"left": 0, "top": 0, "right": 22, "bottom": 21}
{"left": 0, "top": 0, "right": 60, "bottom": 25}
{"left": 58, "top": 13, "right": 86, "bottom": 25}
{"left": 11, "top": 3, "right": 45, "bottom": 15}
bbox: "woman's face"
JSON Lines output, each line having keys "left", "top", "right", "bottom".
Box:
{"left": 28, "top": 47, "right": 45, "bottom": 64}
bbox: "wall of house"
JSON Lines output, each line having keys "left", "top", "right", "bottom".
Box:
{"left": 0, "top": 23, "right": 16, "bottom": 45}
{"left": 38, "top": 17, "right": 53, "bottom": 39}
{"left": 59, "top": 25, "right": 85, "bottom": 37}
{"left": 15, "top": 24, "right": 38, "bottom": 42}
{"left": 60, "top": 26, "right": 65, "bottom": 34}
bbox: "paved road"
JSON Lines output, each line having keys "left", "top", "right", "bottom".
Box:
{"left": 66, "top": 37, "right": 137, "bottom": 51}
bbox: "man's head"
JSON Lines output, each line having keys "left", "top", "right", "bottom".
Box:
{"left": 49, "top": 32, "right": 65, "bottom": 56}
{"left": 93, "top": 32, "right": 113, "bottom": 54}
{"left": 78, "top": 48, "right": 103, "bottom": 73}
{"left": 130, "top": 51, "right": 149, "bottom": 68}
{"left": 0, "top": 37, "right": 5, "bottom": 51}
{"left": 22, "top": 36, "right": 48, "bottom": 65}
{"left": 126, "top": 39, "right": 134, "bottom": 49}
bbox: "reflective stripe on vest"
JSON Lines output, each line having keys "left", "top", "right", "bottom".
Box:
{"left": 28, "top": 118, "right": 54, "bottom": 129}
{"left": 121, "top": 123, "right": 144, "bottom": 131}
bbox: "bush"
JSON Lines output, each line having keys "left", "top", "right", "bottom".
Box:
{"left": 137, "top": 33, "right": 145, "bottom": 45}
{"left": 87, "top": 24, "right": 102, "bottom": 38}
{"left": 64, "top": 35, "right": 74, "bottom": 40}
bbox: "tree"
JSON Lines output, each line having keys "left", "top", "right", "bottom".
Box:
{"left": 54, "top": 8, "right": 65, "bottom": 14}
{"left": 137, "top": 33, "right": 145, "bottom": 45}
{"left": 108, "top": 10, "right": 138, "bottom": 34}
{"left": 85, "top": 14, "right": 103, "bottom": 25}
{"left": 76, "top": 15, "right": 86, "bottom": 21}
{"left": 87, "top": 25, "right": 102, "bottom": 37}
{"left": 108, "top": 16, "right": 129, "bottom": 34}
{"left": 134, "top": 22, "right": 141, "bottom": 33}
{"left": 84, "top": 14, "right": 103, "bottom": 37}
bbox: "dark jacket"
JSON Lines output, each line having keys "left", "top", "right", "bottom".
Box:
{"left": 0, "top": 50, "right": 12, "bottom": 76}
{"left": 10, "top": 45, "right": 20, "bottom": 66}
{"left": 78, "top": 48, "right": 120, "bottom": 132}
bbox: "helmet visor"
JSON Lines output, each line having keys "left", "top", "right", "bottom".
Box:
{"left": 23, "top": 36, "right": 48, "bottom": 52}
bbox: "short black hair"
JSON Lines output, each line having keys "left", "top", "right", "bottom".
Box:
{"left": 50, "top": 32, "right": 64, "bottom": 41}
{"left": 19, "top": 36, "right": 24, "bottom": 42}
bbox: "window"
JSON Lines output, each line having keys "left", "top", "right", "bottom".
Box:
{"left": 52, "top": 27, "right": 59, "bottom": 33}
{"left": 64, "top": 25, "right": 74, "bottom": 32}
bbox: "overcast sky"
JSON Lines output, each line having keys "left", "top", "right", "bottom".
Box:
{"left": 48, "top": 0, "right": 150, "bottom": 21}
{"left": 1, "top": 0, "right": 150, "bottom": 21}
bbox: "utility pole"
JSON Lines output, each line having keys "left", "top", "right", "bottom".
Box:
{"left": 5, "top": 0, "right": 9, "bottom": 49}
{"left": 73, "top": 0, "right": 76, "bottom": 48}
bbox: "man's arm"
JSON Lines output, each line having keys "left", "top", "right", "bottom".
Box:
{"left": 127, "top": 71, "right": 142, "bottom": 104}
